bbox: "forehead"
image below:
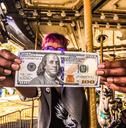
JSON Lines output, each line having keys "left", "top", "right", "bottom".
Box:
{"left": 47, "top": 54, "right": 58, "bottom": 60}
{"left": 44, "top": 42, "right": 64, "bottom": 48}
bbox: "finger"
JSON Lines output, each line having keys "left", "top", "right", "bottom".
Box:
{"left": 0, "top": 76, "right": 6, "bottom": 81}
{"left": 98, "top": 60, "right": 126, "bottom": 69}
{"left": 14, "top": 58, "right": 22, "bottom": 64}
{"left": 105, "top": 82, "right": 126, "bottom": 93}
{"left": 0, "top": 76, "right": 14, "bottom": 87}
{"left": 11, "top": 62, "right": 20, "bottom": 71}
{"left": 99, "top": 76, "right": 107, "bottom": 84}
{"left": 96, "top": 68, "right": 126, "bottom": 76}
{"left": 96, "top": 70, "right": 104, "bottom": 75}
{"left": 0, "top": 56, "right": 13, "bottom": 68}
{"left": 107, "top": 77, "right": 126, "bottom": 84}
{"left": 0, "top": 67, "right": 12, "bottom": 75}
{"left": 4, "top": 69, "right": 12, "bottom": 75}
{"left": 0, "top": 67, "right": 4, "bottom": 74}
{"left": 0, "top": 56, "right": 20, "bottom": 70}
{"left": 0, "top": 49, "right": 20, "bottom": 61}
{"left": 0, "top": 49, "right": 21, "bottom": 66}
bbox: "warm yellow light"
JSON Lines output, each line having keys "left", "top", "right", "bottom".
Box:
{"left": 61, "top": 11, "right": 66, "bottom": 17}
{"left": 100, "top": 13, "right": 105, "bottom": 20}
{"left": 113, "top": 14, "right": 119, "bottom": 21}
{"left": 47, "top": 10, "right": 52, "bottom": 17}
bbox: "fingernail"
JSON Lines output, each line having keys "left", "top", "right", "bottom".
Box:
{"left": 107, "top": 78, "right": 113, "bottom": 82}
{"left": 98, "top": 64, "right": 105, "bottom": 68}
{"left": 4, "top": 69, "right": 11, "bottom": 75}
{"left": 14, "top": 59, "right": 22, "bottom": 64}
{"left": 0, "top": 76, "right": 6, "bottom": 81}
{"left": 96, "top": 70, "right": 105, "bottom": 75}
{"left": 104, "top": 82, "right": 107, "bottom": 85}
{"left": 11, "top": 64, "right": 20, "bottom": 70}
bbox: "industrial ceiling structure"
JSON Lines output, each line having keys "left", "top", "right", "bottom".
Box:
{"left": 0, "top": 0, "right": 126, "bottom": 59}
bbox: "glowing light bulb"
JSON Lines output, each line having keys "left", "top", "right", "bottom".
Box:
{"left": 71, "top": 21, "right": 75, "bottom": 27}
{"left": 117, "top": 23, "right": 121, "bottom": 29}
{"left": 47, "top": 10, "right": 52, "bottom": 17}
{"left": 59, "top": 21, "right": 64, "bottom": 27}
{"left": 106, "top": 23, "right": 110, "bottom": 28}
{"left": 47, "top": 20, "right": 52, "bottom": 26}
{"left": 75, "top": 11, "right": 80, "bottom": 17}
{"left": 113, "top": 14, "right": 119, "bottom": 21}
{"left": 100, "top": 13, "right": 105, "bottom": 20}
{"left": 94, "top": 22, "right": 99, "bottom": 28}
{"left": 61, "top": 11, "right": 66, "bottom": 17}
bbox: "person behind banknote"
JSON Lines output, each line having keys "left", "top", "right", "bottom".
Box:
{"left": 29, "top": 53, "right": 64, "bottom": 85}
{"left": 0, "top": 33, "right": 88, "bottom": 128}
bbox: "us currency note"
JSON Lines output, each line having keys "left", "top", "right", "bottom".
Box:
{"left": 15, "top": 50, "right": 99, "bottom": 87}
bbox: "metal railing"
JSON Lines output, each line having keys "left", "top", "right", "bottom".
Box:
{"left": 0, "top": 107, "right": 38, "bottom": 128}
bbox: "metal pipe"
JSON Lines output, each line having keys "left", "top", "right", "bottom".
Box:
{"left": 83, "top": 0, "right": 97, "bottom": 128}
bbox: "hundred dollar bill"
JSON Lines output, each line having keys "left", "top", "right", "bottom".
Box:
{"left": 15, "top": 50, "right": 100, "bottom": 87}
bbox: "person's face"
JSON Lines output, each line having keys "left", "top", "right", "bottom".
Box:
{"left": 44, "top": 54, "right": 60, "bottom": 77}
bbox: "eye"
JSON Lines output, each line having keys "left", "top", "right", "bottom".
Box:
{"left": 49, "top": 60, "right": 54, "bottom": 64}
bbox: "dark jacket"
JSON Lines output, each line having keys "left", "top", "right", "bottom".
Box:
{"left": 38, "top": 87, "right": 88, "bottom": 128}
{"left": 29, "top": 75, "right": 88, "bottom": 128}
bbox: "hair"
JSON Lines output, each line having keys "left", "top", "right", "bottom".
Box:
{"left": 42, "top": 33, "right": 68, "bottom": 49}
{"left": 37, "top": 53, "right": 62, "bottom": 76}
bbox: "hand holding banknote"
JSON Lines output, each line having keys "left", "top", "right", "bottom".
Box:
{"left": 96, "top": 60, "right": 126, "bottom": 93}
{"left": 0, "top": 49, "right": 21, "bottom": 87}
{"left": 0, "top": 49, "right": 37, "bottom": 98}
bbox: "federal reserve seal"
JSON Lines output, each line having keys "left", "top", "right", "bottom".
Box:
{"left": 27, "top": 62, "right": 36, "bottom": 72}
